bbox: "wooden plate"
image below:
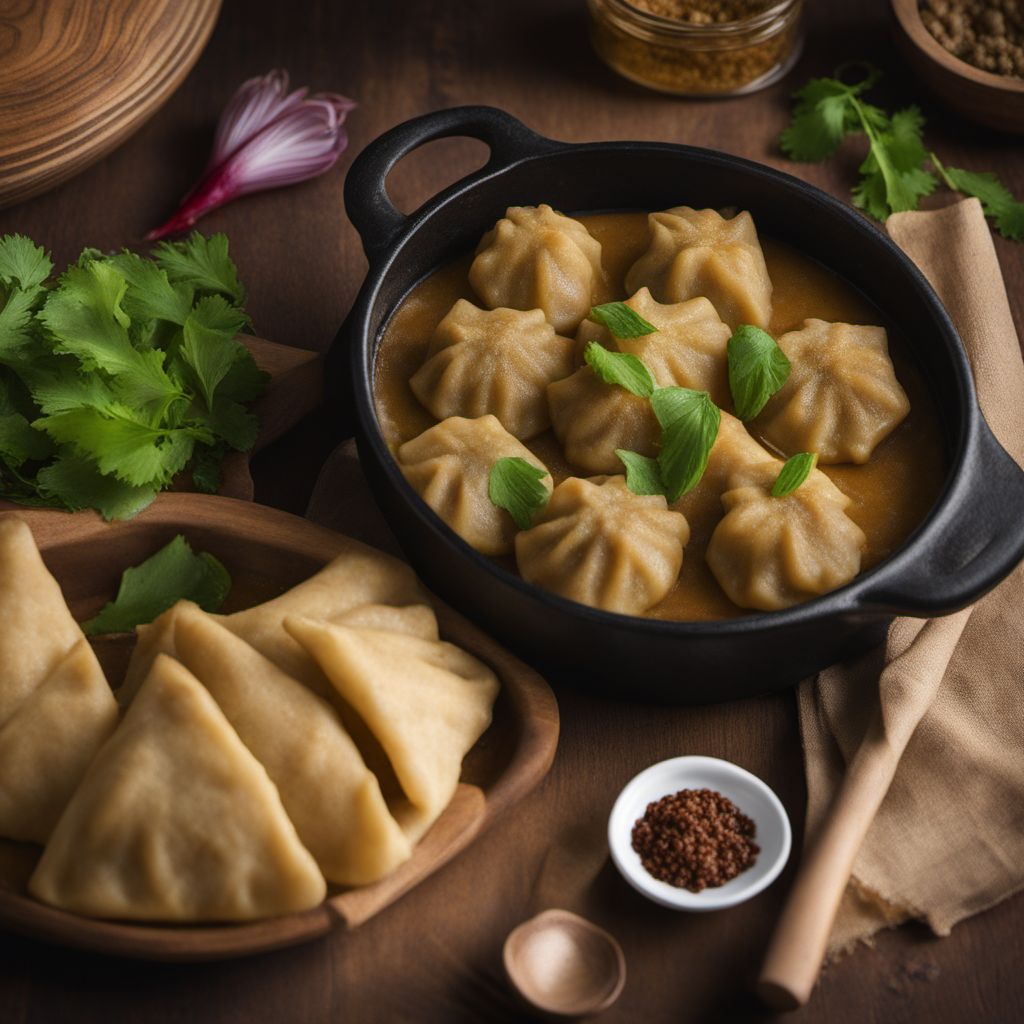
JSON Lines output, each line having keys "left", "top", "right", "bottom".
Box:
{"left": 0, "top": 0, "right": 222, "bottom": 209}
{"left": 0, "top": 495, "right": 560, "bottom": 960}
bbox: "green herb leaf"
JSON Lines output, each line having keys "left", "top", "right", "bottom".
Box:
{"left": 35, "top": 455, "right": 157, "bottom": 521}
{"left": 107, "top": 251, "right": 194, "bottom": 326}
{"left": 152, "top": 232, "right": 245, "bottom": 304}
{"left": 589, "top": 301, "right": 658, "bottom": 339}
{"left": 191, "top": 442, "right": 226, "bottom": 494}
{"left": 0, "top": 412, "right": 53, "bottom": 466}
{"left": 727, "top": 325, "right": 791, "bottom": 421}
{"left": 488, "top": 456, "right": 550, "bottom": 530}
{"left": 81, "top": 535, "right": 231, "bottom": 635}
{"left": 932, "top": 153, "right": 1024, "bottom": 242}
{"left": 650, "top": 387, "right": 720, "bottom": 501}
{"left": 180, "top": 296, "right": 251, "bottom": 409}
{"left": 0, "top": 235, "right": 52, "bottom": 291}
{"left": 616, "top": 449, "right": 666, "bottom": 496}
{"left": 584, "top": 341, "right": 655, "bottom": 398}
{"left": 771, "top": 452, "right": 818, "bottom": 498}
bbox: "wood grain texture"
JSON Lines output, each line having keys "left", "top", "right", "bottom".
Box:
{"left": 0, "top": 496, "right": 559, "bottom": 960}
{"left": 0, "top": 0, "right": 222, "bottom": 208}
{"left": 0, "top": 0, "right": 1021, "bottom": 1020}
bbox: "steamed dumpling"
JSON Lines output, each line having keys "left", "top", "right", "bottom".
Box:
{"left": 397, "top": 415, "right": 552, "bottom": 555}
{"left": 625, "top": 207, "right": 772, "bottom": 330}
{"left": 756, "top": 319, "right": 911, "bottom": 464}
{"left": 284, "top": 617, "right": 500, "bottom": 839}
{"left": 0, "top": 515, "right": 84, "bottom": 725}
{"left": 410, "top": 300, "right": 574, "bottom": 439}
{"left": 469, "top": 204, "right": 604, "bottom": 333}
{"left": 169, "top": 605, "right": 413, "bottom": 886}
{"left": 575, "top": 290, "right": 731, "bottom": 405}
{"left": 706, "top": 462, "right": 866, "bottom": 611}
{"left": 548, "top": 366, "right": 660, "bottom": 474}
{"left": 515, "top": 476, "right": 690, "bottom": 615}
{"left": 121, "top": 540, "right": 431, "bottom": 704}
{"left": 30, "top": 654, "right": 326, "bottom": 922}
{"left": 0, "top": 640, "right": 118, "bottom": 844}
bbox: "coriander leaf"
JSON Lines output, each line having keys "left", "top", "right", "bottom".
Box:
{"left": 152, "top": 232, "right": 245, "bottom": 304}
{"left": 0, "top": 235, "right": 52, "bottom": 291}
{"left": 26, "top": 368, "right": 117, "bottom": 415}
{"left": 35, "top": 405, "right": 206, "bottom": 487}
{"left": 772, "top": 452, "right": 818, "bottom": 497}
{"left": 780, "top": 77, "right": 857, "bottom": 161}
{"left": 584, "top": 341, "right": 655, "bottom": 398}
{"left": 932, "top": 154, "right": 1024, "bottom": 243}
{"left": 616, "top": 449, "right": 666, "bottom": 497}
{"left": 193, "top": 396, "right": 259, "bottom": 451}
{"left": 0, "top": 287, "right": 42, "bottom": 364}
{"left": 191, "top": 442, "right": 225, "bottom": 494}
{"left": 36, "top": 454, "right": 157, "bottom": 520}
{"left": 589, "top": 301, "right": 657, "bottom": 339}
{"left": 180, "top": 295, "right": 250, "bottom": 409}
{"left": 217, "top": 349, "right": 270, "bottom": 403}
{"left": 727, "top": 325, "right": 791, "bottom": 421}
{"left": 81, "top": 534, "right": 231, "bottom": 635}
{"left": 0, "top": 412, "right": 53, "bottom": 466}
{"left": 650, "top": 387, "right": 720, "bottom": 501}
{"left": 107, "top": 251, "right": 194, "bottom": 325}
{"left": 488, "top": 456, "right": 550, "bottom": 530}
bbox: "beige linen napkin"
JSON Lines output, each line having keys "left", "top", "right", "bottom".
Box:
{"left": 799, "top": 197, "right": 1024, "bottom": 954}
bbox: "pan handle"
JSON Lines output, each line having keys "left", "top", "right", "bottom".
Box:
{"left": 856, "top": 418, "right": 1024, "bottom": 615}
{"left": 344, "top": 106, "right": 559, "bottom": 265}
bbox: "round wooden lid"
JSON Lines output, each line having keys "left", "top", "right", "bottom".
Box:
{"left": 0, "top": 0, "right": 222, "bottom": 209}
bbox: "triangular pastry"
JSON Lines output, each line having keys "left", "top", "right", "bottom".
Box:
{"left": 169, "top": 604, "right": 412, "bottom": 886}
{"left": 283, "top": 617, "right": 499, "bottom": 834}
{"left": 0, "top": 639, "right": 118, "bottom": 843}
{"left": 0, "top": 515, "right": 85, "bottom": 726}
{"left": 30, "top": 654, "right": 326, "bottom": 921}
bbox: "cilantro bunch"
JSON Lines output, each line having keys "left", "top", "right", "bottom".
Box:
{"left": 0, "top": 232, "right": 267, "bottom": 520}
{"left": 781, "top": 65, "right": 1024, "bottom": 241}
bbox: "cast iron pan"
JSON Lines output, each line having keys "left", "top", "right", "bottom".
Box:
{"left": 335, "top": 106, "right": 1024, "bottom": 704}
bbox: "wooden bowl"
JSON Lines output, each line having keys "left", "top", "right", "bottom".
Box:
{"left": 891, "top": 0, "right": 1024, "bottom": 133}
{"left": 0, "top": 495, "right": 559, "bottom": 960}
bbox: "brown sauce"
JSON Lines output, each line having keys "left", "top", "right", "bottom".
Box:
{"left": 374, "top": 212, "right": 947, "bottom": 620}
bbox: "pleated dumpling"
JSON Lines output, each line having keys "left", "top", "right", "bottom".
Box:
{"left": 515, "top": 476, "right": 690, "bottom": 616}
{"left": 624, "top": 207, "right": 772, "bottom": 330}
{"left": 283, "top": 617, "right": 500, "bottom": 838}
{"left": 469, "top": 204, "right": 604, "bottom": 333}
{"left": 706, "top": 462, "right": 866, "bottom": 611}
{"left": 30, "top": 654, "right": 326, "bottom": 922}
{"left": 548, "top": 366, "right": 660, "bottom": 474}
{"left": 0, "top": 639, "right": 118, "bottom": 844}
{"left": 575, "top": 290, "right": 731, "bottom": 405}
{"left": 120, "top": 540, "right": 431, "bottom": 704}
{"left": 169, "top": 605, "right": 413, "bottom": 886}
{"left": 410, "top": 300, "right": 574, "bottom": 439}
{"left": 0, "top": 515, "right": 85, "bottom": 725}
{"left": 756, "top": 320, "right": 911, "bottom": 464}
{"left": 397, "top": 415, "right": 552, "bottom": 556}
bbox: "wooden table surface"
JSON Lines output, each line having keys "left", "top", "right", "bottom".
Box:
{"left": 1, "top": 0, "right": 1022, "bottom": 1021}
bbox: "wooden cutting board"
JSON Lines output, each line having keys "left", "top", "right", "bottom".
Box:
{"left": 0, "top": 0, "right": 221, "bottom": 209}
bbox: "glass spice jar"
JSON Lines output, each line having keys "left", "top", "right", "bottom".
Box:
{"left": 587, "top": 0, "right": 806, "bottom": 97}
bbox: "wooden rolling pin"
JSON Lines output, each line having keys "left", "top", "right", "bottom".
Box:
{"left": 756, "top": 610, "right": 972, "bottom": 1010}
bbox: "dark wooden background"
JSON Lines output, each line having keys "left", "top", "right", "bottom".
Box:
{"left": 1, "top": 0, "right": 1022, "bottom": 1021}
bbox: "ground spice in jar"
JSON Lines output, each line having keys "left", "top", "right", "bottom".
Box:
{"left": 587, "top": 0, "right": 804, "bottom": 97}
{"left": 631, "top": 787, "right": 759, "bottom": 891}
{"left": 920, "top": 0, "right": 1024, "bottom": 79}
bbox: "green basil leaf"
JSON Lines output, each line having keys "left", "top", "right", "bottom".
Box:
{"left": 488, "top": 456, "right": 550, "bottom": 530}
{"left": 584, "top": 341, "right": 655, "bottom": 398}
{"left": 650, "top": 387, "right": 721, "bottom": 501}
{"left": 727, "top": 324, "right": 791, "bottom": 421}
{"left": 616, "top": 449, "right": 665, "bottom": 496}
{"left": 771, "top": 452, "right": 818, "bottom": 498}
{"left": 589, "top": 301, "right": 658, "bottom": 339}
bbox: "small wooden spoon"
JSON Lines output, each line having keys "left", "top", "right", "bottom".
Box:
{"left": 503, "top": 909, "right": 626, "bottom": 1019}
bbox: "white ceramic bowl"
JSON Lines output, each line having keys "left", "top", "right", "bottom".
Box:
{"left": 608, "top": 755, "right": 792, "bottom": 911}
